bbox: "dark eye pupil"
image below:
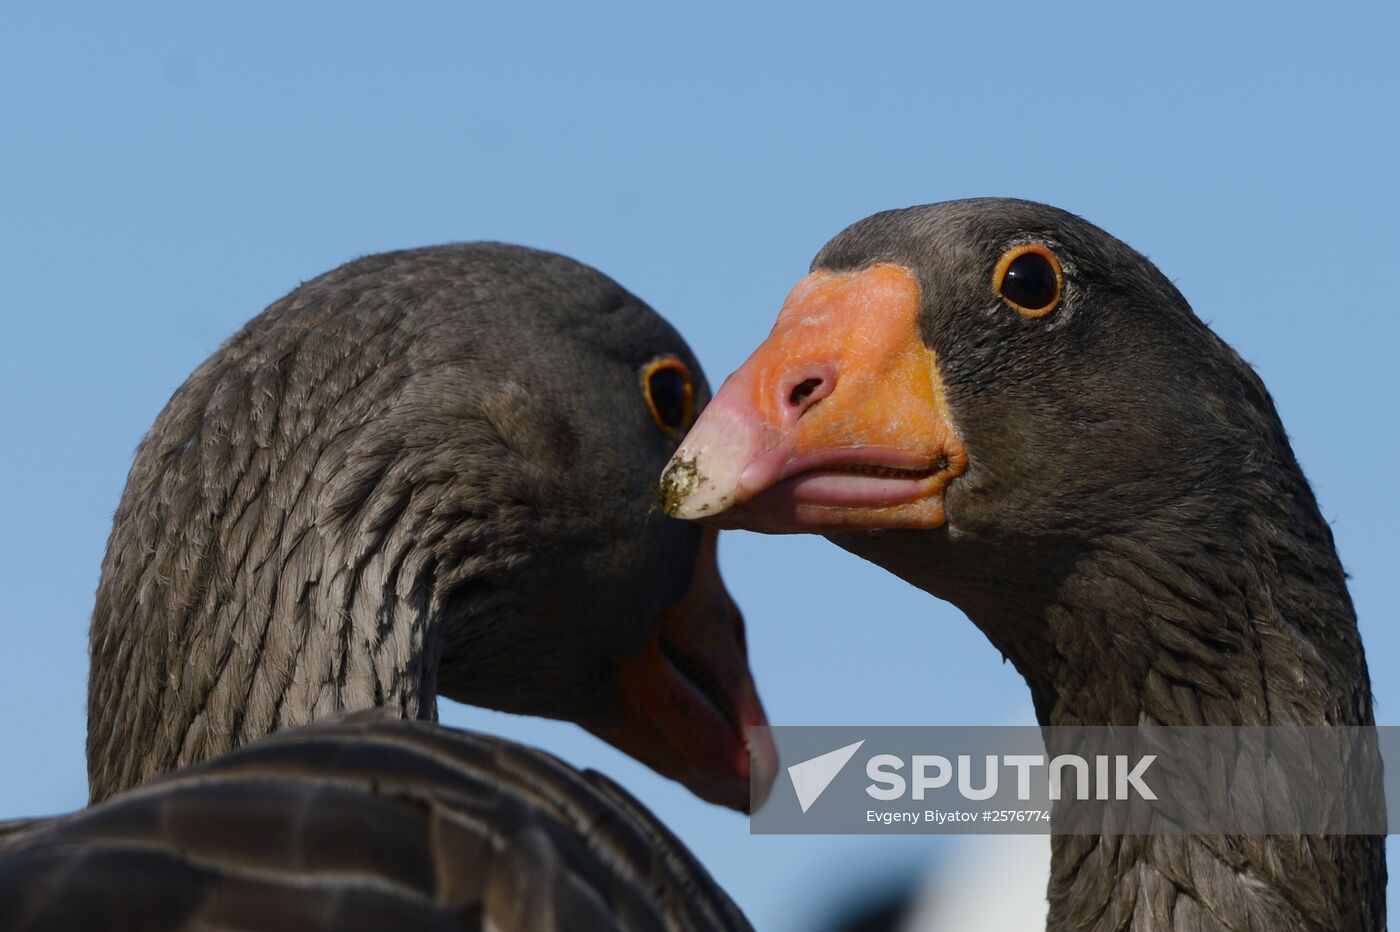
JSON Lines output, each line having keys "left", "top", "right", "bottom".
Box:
{"left": 1001, "top": 252, "right": 1058, "bottom": 310}
{"left": 649, "top": 369, "right": 688, "bottom": 428}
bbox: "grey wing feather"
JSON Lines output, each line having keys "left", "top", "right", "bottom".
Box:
{"left": 0, "top": 717, "right": 751, "bottom": 932}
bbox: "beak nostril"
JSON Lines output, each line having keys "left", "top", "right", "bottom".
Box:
{"left": 788, "top": 378, "right": 823, "bottom": 408}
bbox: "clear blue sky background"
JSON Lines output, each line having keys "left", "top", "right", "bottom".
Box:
{"left": 2, "top": 4, "right": 1396, "bottom": 928}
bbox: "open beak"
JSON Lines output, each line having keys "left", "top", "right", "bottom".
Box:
{"left": 589, "top": 528, "right": 777, "bottom": 813}
{"left": 660, "top": 263, "right": 966, "bottom": 532}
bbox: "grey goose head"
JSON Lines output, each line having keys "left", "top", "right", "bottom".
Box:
{"left": 88, "top": 242, "right": 777, "bottom": 813}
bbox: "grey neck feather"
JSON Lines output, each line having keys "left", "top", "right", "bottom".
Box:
{"left": 85, "top": 421, "right": 535, "bottom": 805}
{"left": 1034, "top": 529, "right": 1382, "bottom": 931}
{"left": 834, "top": 465, "right": 1384, "bottom": 930}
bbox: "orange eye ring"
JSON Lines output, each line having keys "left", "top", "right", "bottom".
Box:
{"left": 992, "top": 243, "right": 1063, "bottom": 318}
{"left": 641, "top": 357, "right": 695, "bottom": 438}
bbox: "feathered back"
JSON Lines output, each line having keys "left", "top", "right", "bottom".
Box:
{"left": 2, "top": 714, "right": 751, "bottom": 931}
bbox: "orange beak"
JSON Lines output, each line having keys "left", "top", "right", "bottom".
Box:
{"left": 589, "top": 528, "right": 776, "bottom": 813}
{"left": 660, "top": 264, "right": 966, "bottom": 532}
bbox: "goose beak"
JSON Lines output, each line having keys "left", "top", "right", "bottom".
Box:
{"left": 592, "top": 528, "right": 776, "bottom": 813}
{"left": 660, "top": 263, "right": 966, "bottom": 532}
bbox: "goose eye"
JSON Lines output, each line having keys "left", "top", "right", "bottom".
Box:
{"left": 642, "top": 357, "right": 695, "bottom": 437}
{"left": 993, "top": 244, "right": 1063, "bottom": 318}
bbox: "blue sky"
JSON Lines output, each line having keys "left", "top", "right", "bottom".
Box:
{"left": 2, "top": 4, "right": 1395, "bottom": 928}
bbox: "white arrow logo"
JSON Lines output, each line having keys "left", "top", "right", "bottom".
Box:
{"left": 788, "top": 740, "right": 865, "bottom": 813}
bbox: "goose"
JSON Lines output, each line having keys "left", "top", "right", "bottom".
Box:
{"left": 2, "top": 243, "right": 771, "bottom": 930}
{"left": 661, "top": 199, "right": 1385, "bottom": 931}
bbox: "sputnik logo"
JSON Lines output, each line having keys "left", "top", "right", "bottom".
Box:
{"left": 787, "top": 740, "right": 865, "bottom": 813}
